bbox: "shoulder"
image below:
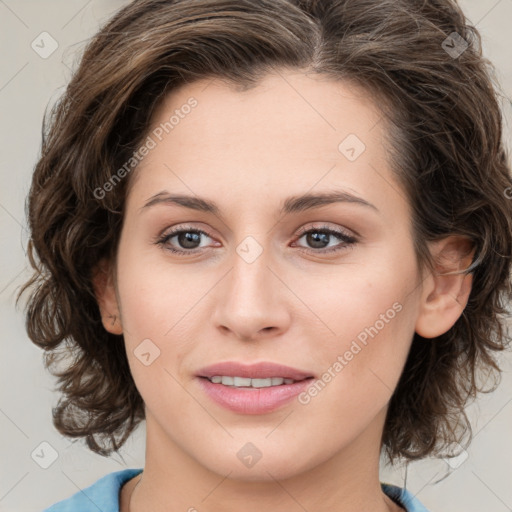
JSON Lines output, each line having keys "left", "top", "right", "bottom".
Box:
{"left": 42, "top": 468, "right": 143, "bottom": 512}
{"left": 381, "top": 482, "right": 431, "bottom": 512}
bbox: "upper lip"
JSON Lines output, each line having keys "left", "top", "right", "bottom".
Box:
{"left": 197, "top": 362, "right": 315, "bottom": 381}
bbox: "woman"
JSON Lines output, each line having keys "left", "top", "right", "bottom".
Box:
{"left": 18, "top": 0, "right": 512, "bottom": 511}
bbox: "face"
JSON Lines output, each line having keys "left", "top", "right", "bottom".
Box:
{"left": 100, "top": 70, "right": 433, "bottom": 480}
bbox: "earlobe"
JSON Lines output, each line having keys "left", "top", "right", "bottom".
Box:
{"left": 415, "top": 236, "right": 475, "bottom": 339}
{"left": 91, "top": 257, "right": 123, "bottom": 335}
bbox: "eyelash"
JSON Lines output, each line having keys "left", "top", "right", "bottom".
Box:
{"left": 154, "top": 224, "right": 358, "bottom": 256}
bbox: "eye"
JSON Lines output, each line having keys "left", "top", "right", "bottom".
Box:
{"left": 154, "top": 226, "right": 216, "bottom": 255}
{"left": 292, "top": 225, "right": 358, "bottom": 254}
{"left": 154, "top": 223, "right": 358, "bottom": 256}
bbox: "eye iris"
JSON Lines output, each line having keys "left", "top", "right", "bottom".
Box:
{"left": 307, "top": 231, "right": 330, "bottom": 248}
{"left": 178, "top": 231, "right": 201, "bottom": 249}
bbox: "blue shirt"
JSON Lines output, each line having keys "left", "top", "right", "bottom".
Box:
{"left": 42, "top": 468, "right": 430, "bottom": 511}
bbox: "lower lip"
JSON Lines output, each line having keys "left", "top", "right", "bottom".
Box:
{"left": 197, "top": 377, "right": 314, "bottom": 414}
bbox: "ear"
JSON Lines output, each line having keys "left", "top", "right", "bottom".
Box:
{"left": 415, "top": 235, "right": 475, "bottom": 338}
{"left": 91, "top": 257, "right": 123, "bottom": 335}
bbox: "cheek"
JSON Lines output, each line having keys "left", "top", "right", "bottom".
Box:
{"left": 302, "top": 248, "right": 419, "bottom": 353}
{"left": 292, "top": 295, "right": 418, "bottom": 448}
{"left": 114, "top": 241, "right": 218, "bottom": 404}
{"left": 115, "top": 235, "right": 209, "bottom": 344}
{"left": 299, "top": 251, "right": 420, "bottom": 410}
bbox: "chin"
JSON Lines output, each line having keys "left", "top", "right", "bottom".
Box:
{"left": 195, "top": 442, "right": 323, "bottom": 483}
{"left": 212, "top": 460, "right": 303, "bottom": 482}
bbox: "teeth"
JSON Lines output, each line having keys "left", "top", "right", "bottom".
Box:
{"left": 209, "top": 376, "right": 297, "bottom": 387}
{"left": 234, "top": 377, "right": 252, "bottom": 387}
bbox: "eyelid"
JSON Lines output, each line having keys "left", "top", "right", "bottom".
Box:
{"left": 156, "top": 221, "right": 218, "bottom": 240}
{"left": 294, "top": 222, "right": 358, "bottom": 239}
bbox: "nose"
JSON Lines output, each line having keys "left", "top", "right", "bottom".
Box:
{"left": 211, "top": 247, "right": 292, "bottom": 341}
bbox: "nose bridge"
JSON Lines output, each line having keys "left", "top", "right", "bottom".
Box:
{"left": 231, "top": 244, "right": 271, "bottom": 302}
{"left": 212, "top": 240, "right": 290, "bottom": 338}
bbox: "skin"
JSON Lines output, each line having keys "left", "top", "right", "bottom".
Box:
{"left": 93, "top": 69, "right": 474, "bottom": 512}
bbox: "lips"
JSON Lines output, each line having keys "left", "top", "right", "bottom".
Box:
{"left": 196, "top": 361, "right": 315, "bottom": 381}
{"left": 196, "top": 363, "right": 316, "bottom": 414}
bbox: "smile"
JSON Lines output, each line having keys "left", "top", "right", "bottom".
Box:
{"left": 207, "top": 376, "right": 299, "bottom": 387}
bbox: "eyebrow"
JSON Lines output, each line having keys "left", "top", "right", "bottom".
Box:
{"left": 140, "top": 189, "right": 379, "bottom": 216}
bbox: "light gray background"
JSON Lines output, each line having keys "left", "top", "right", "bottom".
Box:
{"left": 1, "top": 1, "right": 511, "bottom": 511}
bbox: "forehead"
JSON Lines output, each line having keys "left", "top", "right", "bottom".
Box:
{"left": 147, "top": 71, "right": 383, "bottom": 160}
{"left": 125, "top": 71, "right": 405, "bottom": 221}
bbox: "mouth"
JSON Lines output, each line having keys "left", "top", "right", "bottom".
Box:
{"left": 196, "top": 361, "right": 315, "bottom": 414}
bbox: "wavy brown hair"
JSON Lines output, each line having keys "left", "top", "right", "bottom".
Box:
{"left": 17, "top": 0, "right": 512, "bottom": 462}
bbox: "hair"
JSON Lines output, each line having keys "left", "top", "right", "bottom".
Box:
{"left": 17, "top": 0, "right": 512, "bottom": 462}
